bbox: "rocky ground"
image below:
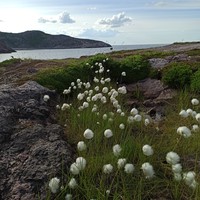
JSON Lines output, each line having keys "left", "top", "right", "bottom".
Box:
{"left": 0, "top": 81, "right": 73, "bottom": 200}
{"left": 0, "top": 42, "right": 199, "bottom": 199}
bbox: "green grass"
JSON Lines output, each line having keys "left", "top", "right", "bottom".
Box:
{"left": 0, "top": 57, "right": 22, "bottom": 67}
{"left": 44, "top": 59, "right": 200, "bottom": 200}
{"left": 187, "top": 49, "right": 200, "bottom": 56}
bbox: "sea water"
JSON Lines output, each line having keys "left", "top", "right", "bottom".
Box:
{"left": 0, "top": 44, "right": 165, "bottom": 62}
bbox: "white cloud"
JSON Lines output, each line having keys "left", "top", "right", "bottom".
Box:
{"left": 153, "top": 1, "right": 168, "bottom": 7}
{"left": 150, "top": 0, "right": 200, "bottom": 9}
{"left": 38, "top": 12, "right": 75, "bottom": 24}
{"left": 38, "top": 17, "right": 57, "bottom": 23}
{"left": 59, "top": 12, "right": 75, "bottom": 23}
{"left": 97, "top": 12, "right": 132, "bottom": 28}
{"left": 78, "top": 28, "right": 118, "bottom": 38}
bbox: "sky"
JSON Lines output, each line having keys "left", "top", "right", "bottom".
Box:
{"left": 0, "top": 0, "right": 200, "bottom": 45}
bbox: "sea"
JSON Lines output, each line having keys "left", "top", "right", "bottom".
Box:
{"left": 0, "top": 44, "right": 166, "bottom": 63}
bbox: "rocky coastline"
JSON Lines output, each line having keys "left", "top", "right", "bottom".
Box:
{"left": 0, "top": 41, "right": 15, "bottom": 53}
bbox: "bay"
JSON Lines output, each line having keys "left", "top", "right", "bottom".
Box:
{"left": 0, "top": 44, "right": 165, "bottom": 62}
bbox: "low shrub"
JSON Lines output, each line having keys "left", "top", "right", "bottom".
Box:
{"left": 35, "top": 68, "right": 69, "bottom": 91}
{"left": 35, "top": 54, "right": 151, "bottom": 92}
{"left": 191, "top": 70, "right": 200, "bottom": 93}
{"left": 35, "top": 63, "right": 93, "bottom": 93}
{"left": 87, "top": 54, "right": 151, "bottom": 83}
{"left": 0, "top": 58, "right": 22, "bottom": 67}
{"left": 86, "top": 54, "right": 121, "bottom": 81}
{"left": 162, "top": 63, "right": 192, "bottom": 89}
{"left": 119, "top": 55, "right": 151, "bottom": 83}
{"left": 187, "top": 49, "right": 200, "bottom": 56}
{"left": 141, "top": 50, "right": 175, "bottom": 59}
{"left": 149, "top": 68, "right": 162, "bottom": 79}
{"left": 35, "top": 54, "right": 121, "bottom": 93}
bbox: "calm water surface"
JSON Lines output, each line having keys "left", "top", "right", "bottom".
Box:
{"left": 0, "top": 44, "right": 165, "bottom": 62}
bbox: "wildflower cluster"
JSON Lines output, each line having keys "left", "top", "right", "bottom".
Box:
{"left": 178, "top": 98, "right": 200, "bottom": 138}
{"left": 166, "top": 151, "right": 198, "bottom": 188}
{"left": 47, "top": 59, "right": 199, "bottom": 199}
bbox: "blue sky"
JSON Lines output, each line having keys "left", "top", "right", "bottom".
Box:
{"left": 0, "top": 0, "right": 199, "bottom": 45}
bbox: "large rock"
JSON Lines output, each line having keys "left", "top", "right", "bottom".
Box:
{"left": 148, "top": 54, "right": 191, "bottom": 69}
{"left": 126, "top": 78, "right": 168, "bottom": 99}
{"left": 0, "top": 41, "right": 15, "bottom": 53}
{"left": 125, "top": 78, "right": 176, "bottom": 119}
{"left": 0, "top": 81, "right": 73, "bottom": 200}
{"left": 148, "top": 58, "right": 169, "bottom": 69}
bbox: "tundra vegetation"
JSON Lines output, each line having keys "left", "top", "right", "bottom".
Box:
{"left": 34, "top": 54, "right": 200, "bottom": 200}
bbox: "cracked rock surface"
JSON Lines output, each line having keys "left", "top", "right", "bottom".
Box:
{"left": 0, "top": 81, "right": 73, "bottom": 200}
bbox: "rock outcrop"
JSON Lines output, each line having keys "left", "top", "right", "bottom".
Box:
{"left": 148, "top": 54, "right": 192, "bottom": 69}
{"left": 125, "top": 78, "right": 176, "bottom": 118}
{"left": 0, "top": 41, "right": 15, "bottom": 53}
{"left": 0, "top": 81, "right": 73, "bottom": 200}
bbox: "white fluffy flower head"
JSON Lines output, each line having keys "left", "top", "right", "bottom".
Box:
{"left": 192, "top": 124, "right": 199, "bottom": 132}
{"left": 124, "top": 163, "right": 135, "bottom": 174}
{"left": 141, "top": 162, "right": 155, "bottom": 179}
{"left": 183, "top": 171, "right": 196, "bottom": 187}
{"left": 104, "top": 129, "right": 113, "bottom": 138}
{"left": 166, "top": 151, "right": 180, "bottom": 165}
{"left": 83, "top": 101, "right": 89, "bottom": 108}
{"left": 127, "top": 116, "right": 134, "bottom": 123}
{"left": 186, "top": 108, "right": 193, "bottom": 116}
{"left": 77, "top": 141, "right": 87, "bottom": 151}
{"left": 43, "top": 94, "right": 50, "bottom": 102}
{"left": 142, "top": 144, "right": 154, "bottom": 156}
{"left": 191, "top": 98, "right": 199, "bottom": 105}
{"left": 103, "top": 164, "right": 113, "bottom": 174}
{"left": 68, "top": 178, "right": 77, "bottom": 189}
{"left": 130, "top": 108, "right": 138, "bottom": 116}
{"left": 172, "top": 163, "right": 182, "bottom": 173}
{"left": 134, "top": 114, "right": 142, "bottom": 122}
{"left": 102, "top": 87, "right": 109, "bottom": 93}
{"left": 113, "top": 144, "right": 122, "bottom": 156}
{"left": 121, "top": 71, "right": 126, "bottom": 76}
{"left": 84, "top": 129, "right": 94, "bottom": 139}
{"left": 144, "top": 118, "right": 150, "bottom": 126}
{"left": 61, "top": 103, "right": 70, "bottom": 111}
{"left": 119, "top": 123, "right": 125, "bottom": 130}
{"left": 177, "top": 126, "right": 191, "bottom": 138}
{"left": 70, "top": 163, "right": 80, "bottom": 175}
{"left": 195, "top": 113, "right": 200, "bottom": 122}
{"left": 118, "top": 86, "right": 127, "bottom": 94}
{"left": 77, "top": 93, "right": 84, "bottom": 101}
{"left": 76, "top": 157, "right": 87, "bottom": 170}
{"left": 49, "top": 177, "right": 60, "bottom": 193}
{"left": 179, "top": 110, "right": 189, "bottom": 118}
{"left": 117, "top": 158, "right": 127, "bottom": 169}
{"left": 65, "top": 194, "right": 72, "bottom": 200}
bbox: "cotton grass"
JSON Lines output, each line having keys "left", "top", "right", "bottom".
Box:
{"left": 49, "top": 59, "right": 200, "bottom": 199}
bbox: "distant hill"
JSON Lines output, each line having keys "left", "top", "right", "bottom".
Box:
{"left": 0, "top": 30, "right": 111, "bottom": 50}
{"left": 0, "top": 41, "right": 15, "bottom": 53}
